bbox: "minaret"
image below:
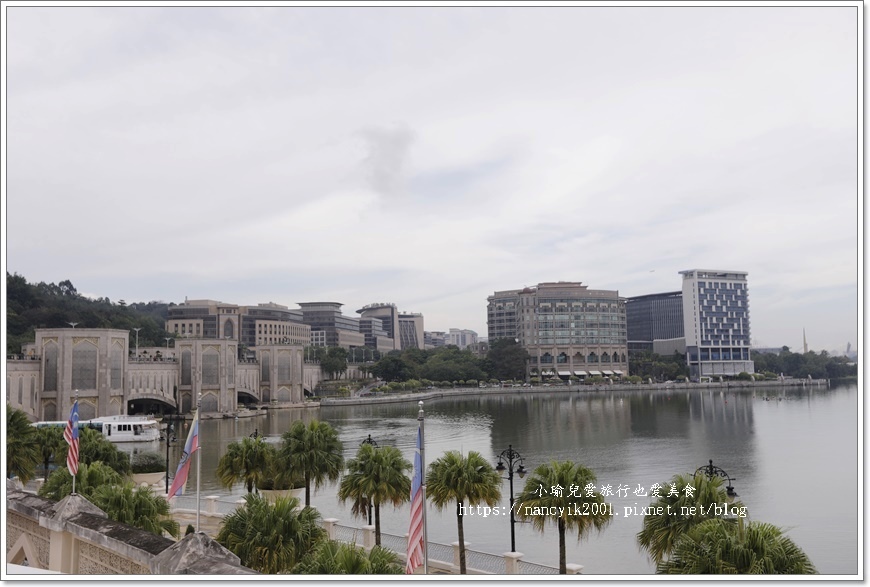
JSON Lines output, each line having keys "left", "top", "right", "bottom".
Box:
{"left": 803, "top": 329, "right": 808, "bottom": 354}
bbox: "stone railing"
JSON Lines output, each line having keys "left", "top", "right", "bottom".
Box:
{"left": 5, "top": 482, "right": 255, "bottom": 576}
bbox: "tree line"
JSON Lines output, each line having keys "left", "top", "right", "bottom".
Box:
{"left": 366, "top": 338, "right": 529, "bottom": 384}
{"left": 752, "top": 347, "right": 856, "bottom": 379}
{"left": 6, "top": 272, "right": 174, "bottom": 355}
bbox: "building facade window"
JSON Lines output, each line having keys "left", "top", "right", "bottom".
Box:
{"left": 43, "top": 343, "right": 59, "bottom": 392}
{"left": 181, "top": 350, "right": 192, "bottom": 385}
{"left": 72, "top": 342, "right": 98, "bottom": 390}
{"left": 110, "top": 343, "right": 124, "bottom": 390}
{"left": 202, "top": 350, "right": 219, "bottom": 386}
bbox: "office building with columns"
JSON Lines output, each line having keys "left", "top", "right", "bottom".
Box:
{"left": 487, "top": 281, "right": 628, "bottom": 380}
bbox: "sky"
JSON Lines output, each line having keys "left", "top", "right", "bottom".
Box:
{"left": 3, "top": 2, "right": 861, "bottom": 354}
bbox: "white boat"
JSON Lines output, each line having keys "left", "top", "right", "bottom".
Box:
{"left": 33, "top": 415, "right": 161, "bottom": 443}
{"left": 84, "top": 416, "right": 161, "bottom": 443}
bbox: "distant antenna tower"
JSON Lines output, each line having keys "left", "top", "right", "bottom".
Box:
{"left": 802, "top": 329, "right": 808, "bottom": 354}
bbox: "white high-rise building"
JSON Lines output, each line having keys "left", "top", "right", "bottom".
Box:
{"left": 679, "top": 269, "right": 754, "bottom": 378}
{"left": 447, "top": 329, "right": 478, "bottom": 350}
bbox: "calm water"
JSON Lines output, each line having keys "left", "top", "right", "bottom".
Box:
{"left": 171, "top": 382, "right": 858, "bottom": 575}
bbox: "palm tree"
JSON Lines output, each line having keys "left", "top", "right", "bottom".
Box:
{"left": 216, "top": 435, "right": 270, "bottom": 493}
{"left": 657, "top": 518, "right": 817, "bottom": 574}
{"left": 338, "top": 443, "right": 411, "bottom": 546}
{"left": 636, "top": 472, "right": 745, "bottom": 564}
{"left": 292, "top": 541, "right": 403, "bottom": 574}
{"left": 426, "top": 450, "right": 502, "bottom": 574}
{"left": 280, "top": 420, "right": 344, "bottom": 507}
{"left": 91, "top": 482, "right": 180, "bottom": 539}
{"left": 216, "top": 493, "right": 325, "bottom": 574}
{"left": 38, "top": 461, "right": 123, "bottom": 501}
{"left": 7, "top": 407, "right": 39, "bottom": 484}
{"left": 258, "top": 443, "right": 303, "bottom": 491}
{"left": 35, "top": 426, "right": 67, "bottom": 482}
{"left": 515, "top": 460, "right": 613, "bottom": 574}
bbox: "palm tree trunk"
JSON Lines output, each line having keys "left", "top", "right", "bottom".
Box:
{"left": 305, "top": 472, "right": 311, "bottom": 507}
{"left": 456, "top": 502, "right": 467, "bottom": 574}
{"left": 558, "top": 517, "right": 566, "bottom": 574}
{"left": 374, "top": 503, "right": 381, "bottom": 546}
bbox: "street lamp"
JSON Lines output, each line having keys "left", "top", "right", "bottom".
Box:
{"left": 164, "top": 337, "right": 172, "bottom": 357}
{"left": 68, "top": 322, "right": 79, "bottom": 329}
{"left": 360, "top": 434, "right": 379, "bottom": 525}
{"left": 495, "top": 444, "right": 527, "bottom": 552}
{"left": 133, "top": 327, "right": 142, "bottom": 359}
{"left": 695, "top": 459, "right": 738, "bottom": 501}
{"left": 165, "top": 424, "right": 175, "bottom": 493}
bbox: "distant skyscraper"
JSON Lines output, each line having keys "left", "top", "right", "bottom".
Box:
{"left": 679, "top": 269, "right": 754, "bottom": 378}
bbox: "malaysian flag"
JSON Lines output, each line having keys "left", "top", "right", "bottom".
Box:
{"left": 406, "top": 424, "right": 426, "bottom": 574}
{"left": 63, "top": 400, "right": 80, "bottom": 476}
{"left": 167, "top": 413, "right": 199, "bottom": 499}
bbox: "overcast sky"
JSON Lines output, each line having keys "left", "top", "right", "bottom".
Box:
{"left": 3, "top": 3, "right": 860, "bottom": 353}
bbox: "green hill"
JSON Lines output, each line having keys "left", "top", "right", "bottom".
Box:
{"left": 6, "top": 272, "right": 174, "bottom": 355}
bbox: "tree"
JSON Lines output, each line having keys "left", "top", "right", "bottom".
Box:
{"left": 486, "top": 338, "right": 530, "bottom": 381}
{"left": 35, "top": 426, "right": 67, "bottom": 482}
{"left": 258, "top": 444, "right": 303, "bottom": 491}
{"left": 7, "top": 407, "right": 39, "bottom": 484}
{"left": 426, "top": 450, "right": 502, "bottom": 574}
{"left": 370, "top": 355, "right": 416, "bottom": 382}
{"left": 216, "top": 435, "right": 271, "bottom": 493}
{"left": 38, "top": 461, "right": 123, "bottom": 501}
{"left": 321, "top": 347, "right": 349, "bottom": 380}
{"left": 636, "top": 472, "right": 744, "bottom": 564}
{"left": 657, "top": 518, "right": 817, "bottom": 574}
{"left": 91, "top": 482, "right": 180, "bottom": 538}
{"left": 292, "top": 541, "right": 403, "bottom": 574}
{"left": 515, "top": 460, "right": 613, "bottom": 574}
{"left": 281, "top": 420, "right": 344, "bottom": 507}
{"left": 338, "top": 443, "right": 411, "bottom": 546}
{"left": 78, "top": 427, "right": 132, "bottom": 475}
{"left": 216, "top": 493, "right": 325, "bottom": 574}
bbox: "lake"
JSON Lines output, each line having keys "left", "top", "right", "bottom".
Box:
{"left": 174, "top": 381, "right": 858, "bottom": 575}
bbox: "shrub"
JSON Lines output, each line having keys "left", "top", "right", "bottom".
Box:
{"left": 131, "top": 452, "right": 166, "bottom": 474}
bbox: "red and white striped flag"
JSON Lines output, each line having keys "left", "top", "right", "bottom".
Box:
{"left": 63, "top": 400, "right": 80, "bottom": 476}
{"left": 167, "top": 413, "right": 199, "bottom": 499}
{"left": 406, "top": 425, "right": 425, "bottom": 574}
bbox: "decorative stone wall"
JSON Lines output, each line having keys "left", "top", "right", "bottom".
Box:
{"left": 78, "top": 541, "right": 150, "bottom": 574}
{"left": 7, "top": 510, "right": 50, "bottom": 568}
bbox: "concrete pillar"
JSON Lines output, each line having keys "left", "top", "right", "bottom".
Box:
{"left": 503, "top": 551, "right": 523, "bottom": 574}
{"left": 565, "top": 563, "right": 584, "bottom": 574}
{"left": 204, "top": 495, "right": 219, "bottom": 516}
{"left": 323, "top": 518, "right": 338, "bottom": 540}
{"left": 362, "top": 525, "right": 376, "bottom": 550}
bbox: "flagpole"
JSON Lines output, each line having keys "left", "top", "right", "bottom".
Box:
{"left": 418, "top": 401, "right": 428, "bottom": 575}
{"left": 71, "top": 391, "right": 79, "bottom": 496}
{"left": 196, "top": 392, "right": 202, "bottom": 533}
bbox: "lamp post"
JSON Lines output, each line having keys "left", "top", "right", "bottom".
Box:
{"left": 165, "top": 423, "right": 175, "bottom": 493}
{"left": 164, "top": 337, "right": 172, "bottom": 359}
{"left": 495, "top": 444, "right": 526, "bottom": 552}
{"left": 68, "top": 322, "right": 79, "bottom": 329}
{"left": 133, "top": 328, "right": 142, "bottom": 359}
{"left": 360, "top": 434, "right": 379, "bottom": 525}
{"left": 695, "top": 459, "right": 738, "bottom": 501}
